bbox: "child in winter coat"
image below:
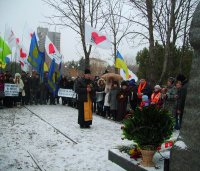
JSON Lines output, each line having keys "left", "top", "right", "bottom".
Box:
{"left": 140, "top": 95, "right": 150, "bottom": 108}
{"left": 151, "top": 85, "right": 163, "bottom": 108}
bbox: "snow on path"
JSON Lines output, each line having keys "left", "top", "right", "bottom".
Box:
{"left": 0, "top": 105, "right": 130, "bottom": 171}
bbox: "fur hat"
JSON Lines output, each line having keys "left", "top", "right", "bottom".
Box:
{"left": 97, "top": 78, "right": 105, "bottom": 86}
{"left": 15, "top": 73, "right": 21, "bottom": 78}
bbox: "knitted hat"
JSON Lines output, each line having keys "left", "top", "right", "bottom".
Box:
{"left": 168, "top": 77, "right": 175, "bottom": 84}
{"left": 142, "top": 95, "right": 148, "bottom": 101}
{"left": 154, "top": 85, "right": 161, "bottom": 89}
{"left": 129, "top": 79, "right": 136, "bottom": 86}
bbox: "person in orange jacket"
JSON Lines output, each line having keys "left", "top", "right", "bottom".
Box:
{"left": 151, "top": 85, "right": 163, "bottom": 107}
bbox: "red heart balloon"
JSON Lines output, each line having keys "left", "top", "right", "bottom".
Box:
{"left": 20, "top": 48, "right": 27, "bottom": 58}
{"left": 91, "top": 32, "right": 106, "bottom": 44}
{"left": 49, "top": 43, "right": 55, "bottom": 54}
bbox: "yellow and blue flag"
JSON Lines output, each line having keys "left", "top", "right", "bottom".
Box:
{"left": 115, "top": 51, "right": 129, "bottom": 79}
{"left": 28, "top": 32, "right": 44, "bottom": 74}
{"left": 47, "top": 59, "right": 62, "bottom": 96}
{"left": 38, "top": 51, "right": 45, "bottom": 82}
{"left": 48, "top": 58, "right": 57, "bottom": 96}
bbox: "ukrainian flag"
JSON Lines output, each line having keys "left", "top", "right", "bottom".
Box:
{"left": 48, "top": 58, "right": 57, "bottom": 96}
{"left": 115, "top": 51, "right": 129, "bottom": 79}
{"left": 28, "top": 32, "right": 44, "bottom": 74}
{"left": 47, "top": 59, "right": 62, "bottom": 96}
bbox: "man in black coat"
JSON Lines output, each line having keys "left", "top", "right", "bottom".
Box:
{"left": 174, "top": 74, "right": 188, "bottom": 130}
{"left": 75, "top": 69, "right": 95, "bottom": 128}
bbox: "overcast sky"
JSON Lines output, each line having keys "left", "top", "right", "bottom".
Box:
{"left": 0, "top": 0, "right": 145, "bottom": 65}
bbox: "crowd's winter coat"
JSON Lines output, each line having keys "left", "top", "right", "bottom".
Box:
{"left": 165, "top": 85, "right": 177, "bottom": 113}
{"left": 108, "top": 87, "right": 120, "bottom": 111}
{"left": 104, "top": 84, "right": 111, "bottom": 107}
{"left": 13, "top": 74, "right": 24, "bottom": 92}
{"left": 117, "top": 88, "right": 129, "bottom": 121}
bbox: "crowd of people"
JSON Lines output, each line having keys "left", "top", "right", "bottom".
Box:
{"left": 0, "top": 69, "right": 188, "bottom": 130}
{"left": 91, "top": 74, "right": 188, "bottom": 130}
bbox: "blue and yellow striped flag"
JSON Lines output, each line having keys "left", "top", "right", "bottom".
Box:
{"left": 28, "top": 32, "right": 44, "bottom": 74}
{"left": 115, "top": 51, "right": 129, "bottom": 79}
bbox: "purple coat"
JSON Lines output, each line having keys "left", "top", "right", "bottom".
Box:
{"left": 0, "top": 82, "right": 4, "bottom": 91}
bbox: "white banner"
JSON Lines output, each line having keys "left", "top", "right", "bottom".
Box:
{"left": 58, "top": 88, "right": 76, "bottom": 98}
{"left": 4, "top": 84, "right": 19, "bottom": 96}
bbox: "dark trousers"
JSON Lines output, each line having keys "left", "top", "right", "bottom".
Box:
{"left": 62, "top": 97, "right": 67, "bottom": 105}
{"left": 103, "top": 106, "right": 110, "bottom": 117}
{"left": 93, "top": 100, "right": 96, "bottom": 112}
{"left": 30, "top": 89, "right": 38, "bottom": 104}
{"left": 40, "top": 89, "right": 48, "bottom": 104}
{"left": 50, "top": 94, "right": 55, "bottom": 105}
{"left": 97, "top": 101, "right": 104, "bottom": 115}
{"left": 111, "top": 110, "right": 117, "bottom": 120}
{"left": 175, "top": 112, "right": 183, "bottom": 130}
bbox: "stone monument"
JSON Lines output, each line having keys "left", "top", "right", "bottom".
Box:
{"left": 169, "top": 2, "right": 200, "bottom": 171}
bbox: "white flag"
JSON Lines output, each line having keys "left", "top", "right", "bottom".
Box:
{"left": 19, "top": 45, "right": 29, "bottom": 72}
{"left": 45, "top": 35, "right": 62, "bottom": 64}
{"left": 15, "top": 38, "right": 29, "bottom": 72}
{"left": 120, "top": 68, "right": 138, "bottom": 82}
{"left": 85, "top": 23, "right": 111, "bottom": 49}
{"left": 4, "top": 26, "right": 17, "bottom": 49}
{"left": 22, "top": 24, "right": 34, "bottom": 51}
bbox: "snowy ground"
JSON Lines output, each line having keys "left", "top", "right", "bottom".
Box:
{"left": 0, "top": 104, "right": 131, "bottom": 171}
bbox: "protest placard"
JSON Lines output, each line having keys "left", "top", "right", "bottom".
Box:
{"left": 58, "top": 89, "right": 76, "bottom": 98}
{"left": 4, "top": 84, "right": 19, "bottom": 96}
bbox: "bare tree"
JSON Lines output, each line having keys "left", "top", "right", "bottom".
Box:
{"left": 43, "top": 0, "right": 103, "bottom": 69}
{"left": 102, "top": 0, "right": 131, "bottom": 73}
{"left": 129, "top": 0, "right": 157, "bottom": 83}
{"left": 129, "top": 0, "right": 198, "bottom": 83}
{"left": 154, "top": 0, "right": 199, "bottom": 82}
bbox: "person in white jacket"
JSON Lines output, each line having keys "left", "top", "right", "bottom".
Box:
{"left": 14, "top": 73, "right": 24, "bottom": 106}
{"left": 103, "top": 78, "right": 113, "bottom": 118}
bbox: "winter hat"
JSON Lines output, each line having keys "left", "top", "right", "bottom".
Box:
{"left": 84, "top": 69, "right": 91, "bottom": 74}
{"left": 168, "top": 77, "right": 175, "bottom": 84}
{"left": 97, "top": 78, "right": 106, "bottom": 86}
{"left": 154, "top": 85, "right": 161, "bottom": 90}
{"left": 15, "top": 73, "right": 21, "bottom": 78}
{"left": 142, "top": 95, "right": 148, "bottom": 101}
{"left": 129, "top": 79, "right": 136, "bottom": 87}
